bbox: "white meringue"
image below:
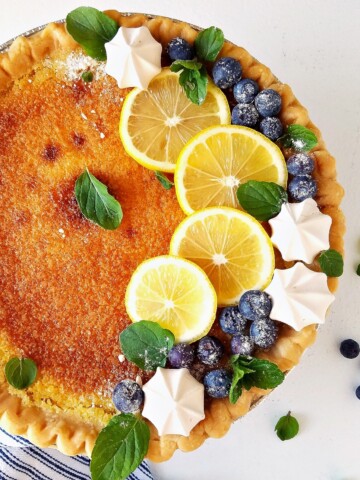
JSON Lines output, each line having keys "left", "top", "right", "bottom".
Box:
{"left": 265, "top": 262, "right": 335, "bottom": 331}
{"left": 142, "top": 368, "right": 205, "bottom": 436}
{"left": 269, "top": 199, "right": 332, "bottom": 263}
{"left": 105, "top": 26, "right": 162, "bottom": 89}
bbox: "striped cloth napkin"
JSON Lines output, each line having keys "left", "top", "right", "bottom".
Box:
{"left": 0, "top": 427, "right": 153, "bottom": 480}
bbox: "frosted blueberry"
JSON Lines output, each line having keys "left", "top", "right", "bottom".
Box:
{"left": 167, "top": 37, "right": 194, "bottom": 61}
{"left": 259, "top": 116, "right": 283, "bottom": 141}
{"left": 219, "top": 307, "right": 247, "bottom": 335}
{"left": 230, "top": 334, "right": 255, "bottom": 356}
{"left": 231, "top": 103, "right": 259, "bottom": 128}
{"left": 168, "top": 343, "right": 195, "bottom": 368}
{"left": 112, "top": 379, "right": 144, "bottom": 413}
{"left": 287, "top": 153, "right": 315, "bottom": 176}
{"left": 288, "top": 175, "right": 317, "bottom": 202}
{"left": 203, "top": 369, "right": 232, "bottom": 398}
{"left": 238, "top": 290, "right": 272, "bottom": 321}
{"left": 233, "top": 78, "right": 259, "bottom": 104}
{"left": 250, "top": 318, "right": 278, "bottom": 349}
{"left": 254, "top": 89, "right": 282, "bottom": 117}
{"left": 212, "top": 57, "right": 242, "bottom": 89}
{"left": 197, "top": 336, "right": 224, "bottom": 366}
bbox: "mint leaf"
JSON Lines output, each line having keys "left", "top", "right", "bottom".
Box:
{"left": 195, "top": 26, "right": 225, "bottom": 62}
{"left": 170, "top": 59, "right": 203, "bottom": 72}
{"left": 242, "top": 357, "right": 285, "bottom": 390}
{"left": 155, "top": 171, "right": 174, "bottom": 190}
{"left": 237, "top": 180, "right": 288, "bottom": 221}
{"left": 229, "top": 379, "right": 243, "bottom": 404}
{"left": 170, "top": 61, "right": 208, "bottom": 105}
{"left": 229, "top": 356, "right": 255, "bottom": 404}
{"left": 81, "top": 70, "right": 93, "bottom": 82}
{"left": 179, "top": 66, "right": 208, "bottom": 105}
{"left": 66, "top": 7, "right": 119, "bottom": 61}
{"left": 279, "top": 125, "right": 318, "bottom": 152}
{"left": 5, "top": 358, "right": 37, "bottom": 390}
{"left": 90, "top": 414, "right": 150, "bottom": 480}
{"left": 318, "top": 249, "right": 344, "bottom": 277}
{"left": 119, "top": 320, "right": 175, "bottom": 371}
{"left": 229, "top": 355, "right": 284, "bottom": 403}
{"left": 275, "top": 412, "right": 299, "bottom": 441}
{"left": 75, "top": 168, "right": 123, "bottom": 230}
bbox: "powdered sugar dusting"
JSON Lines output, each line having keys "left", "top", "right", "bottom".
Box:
{"left": 44, "top": 52, "right": 106, "bottom": 82}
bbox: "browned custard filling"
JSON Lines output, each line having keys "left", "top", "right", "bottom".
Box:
{"left": 0, "top": 51, "right": 185, "bottom": 395}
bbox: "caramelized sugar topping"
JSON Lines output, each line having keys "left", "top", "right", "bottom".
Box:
{"left": 0, "top": 58, "right": 185, "bottom": 395}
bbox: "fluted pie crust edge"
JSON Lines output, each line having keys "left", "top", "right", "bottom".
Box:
{"left": 0, "top": 13, "right": 345, "bottom": 461}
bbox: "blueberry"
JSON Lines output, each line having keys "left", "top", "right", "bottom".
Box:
{"left": 288, "top": 175, "right": 317, "bottom": 202}
{"left": 356, "top": 386, "right": 360, "bottom": 400}
{"left": 339, "top": 339, "right": 360, "bottom": 359}
{"left": 259, "top": 117, "right": 283, "bottom": 141}
{"left": 287, "top": 153, "right": 315, "bottom": 176}
{"left": 231, "top": 334, "right": 254, "bottom": 356}
{"left": 112, "top": 380, "right": 144, "bottom": 413}
{"left": 197, "top": 336, "right": 224, "bottom": 366}
{"left": 250, "top": 318, "right": 278, "bottom": 349}
{"left": 218, "top": 307, "right": 247, "bottom": 335}
{"left": 212, "top": 57, "right": 242, "bottom": 89}
{"left": 203, "top": 369, "right": 232, "bottom": 398}
{"left": 167, "top": 37, "right": 194, "bottom": 61}
{"left": 233, "top": 78, "right": 259, "bottom": 104}
{"left": 168, "top": 343, "right": 195, "bottom": 368}
{"left": 254, "top": 89, "right": 282, "bottom": 117}
{"left": 231, "top": 104, "right": 259, "bottom": 128}
{"left": 238, "top": 290, "right": 272, "bottom": 321}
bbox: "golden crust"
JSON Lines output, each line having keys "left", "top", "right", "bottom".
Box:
{"left": 0, "top": 13, "right": 345, "bottom": 462}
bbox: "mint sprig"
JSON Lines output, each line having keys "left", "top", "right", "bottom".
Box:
{"left": 66, "top": 7, "right": 119, "bottom": 61}
{"left": 195, "top": 26, "right": 224, "bottom": 62}
{"left": 318, "top": 249, "right": 344, "bottom": 277}
{"left": 275, "top": 411, "right": 299, "bottom": 441}
{"left": 229, "top": 355, "right": 285, "bottom": 404}
{"left": 279, "top": 125, "right": 318, "bottom": 152}
{"left": 5, "top": 358, "right": 37, "bottom": 390}
{"left": 75, "top": 168, "right": 123, "bottom": 230}
{"left": 170, "top": 60, "right": 208, "bottom": 105}
{"left": 170, "top": 27, "right": 224, "bottom": 105}
{"left": 90, "top": 414, "right": 150, "bottom": 480}
{"left": 236, "top": 180, "right": 288, "bottom": 221}
{"left": 155, "top": 171, "right": 174, "bottom": 190}
{"left": 120, "top": 321, "right": 175, "bottom": 371}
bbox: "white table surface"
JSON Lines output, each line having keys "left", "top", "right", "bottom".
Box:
{"left": 1, "top": 1, "right": 359, "bottom": 479}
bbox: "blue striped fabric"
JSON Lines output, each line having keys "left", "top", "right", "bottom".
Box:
{"left": 0, "top": 427, "right": 153, "bottom": 480}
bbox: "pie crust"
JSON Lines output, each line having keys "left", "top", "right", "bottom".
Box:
{"left": 0, "top": 12, "right": 345, "bottom": 461}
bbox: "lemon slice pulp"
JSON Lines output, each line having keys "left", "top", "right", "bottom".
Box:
{"left": 125, "top": 255, "right": 217, "bottom": 343}
{"left": 119, "top": 68, "right": 230, "bottom": 173}
{"left": 175, "top": 125, "right": 287, "bottom": 214}
{"left": 170, "top": 207, "right": 275, "bottom": 306}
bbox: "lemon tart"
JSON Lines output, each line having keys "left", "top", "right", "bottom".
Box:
{"left": 0, "top": 9, "right": 344, "bottom": 468}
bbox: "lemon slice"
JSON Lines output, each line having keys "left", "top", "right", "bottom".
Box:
{"left": 175, "top": 125, "right": 288, "bottom": 214}
{"left": 125, "top": 255, "right": 217, "bottom": 343}
{"left": 119, "top": 68, "right": 230, "bottom": 173}
{"left": 170, "top": 207, "right": 275, "bottom": 306}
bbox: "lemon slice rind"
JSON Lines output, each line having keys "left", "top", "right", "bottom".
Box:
{"left": 125, "top": 255, "right": 217, "bottom": 343}
{"left": 119, "top": 69, "right": 231, "bottom": 173}
{"left": 169, "top": 207, "right": 275, "bottom": 306}
{"left": 175, "top": 124, "right": 288, "bottom": 214}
